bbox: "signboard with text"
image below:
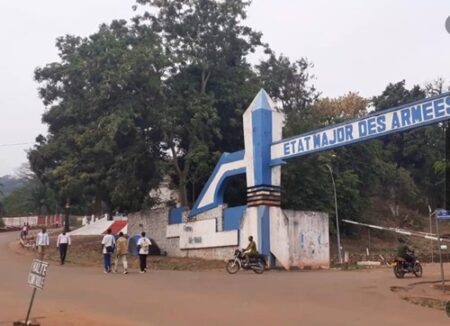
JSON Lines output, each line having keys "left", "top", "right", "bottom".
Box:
{"left": 27, "top": 259, "right": 49, "bottom": 290}
{"left": 436, "top": 210, "right": 450, "bottom": 220}
{"left": 271, "top": 93, "right": 450, "bottom": 161}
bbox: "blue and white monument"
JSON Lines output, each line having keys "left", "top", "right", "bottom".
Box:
{"left": 159, "top": 89, "right": 450, "bottom": 269}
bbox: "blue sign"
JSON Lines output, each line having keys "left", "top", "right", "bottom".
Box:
{"left": 436, "top": 209, "right": 450, "bottom": 220}
{"left": 271, "top": 93, "right": 450, "bottom": 162}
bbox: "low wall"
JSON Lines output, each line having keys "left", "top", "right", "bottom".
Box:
{"left": 128, "top": 207, "right": 238, "bottom": 260}
{"left": 128, "top": 206, "right": 329, "bottom": 267}
{"left": 2, "top": 215, "right": 63, "bottom": 228}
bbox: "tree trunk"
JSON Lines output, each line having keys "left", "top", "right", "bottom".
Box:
{"left": 201, "top": 70, "right": 211, "bottom": 94}
{"left": 94, "top": 192, "right": 102, "bottom": 218}
{"left": 64, "top": 198, "right": 70, "bottom": 232}
{"left": 168, "top": 139, "right": 190, "bottom": 207}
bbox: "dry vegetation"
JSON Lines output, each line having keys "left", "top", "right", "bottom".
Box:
{"left": 16, "top": 234, "right": 226, "bottom": 271}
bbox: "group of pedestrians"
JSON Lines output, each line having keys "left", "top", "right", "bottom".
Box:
{"left": 101, "top": 229, "right": 152, "bottom": 274}
{"left": 35, "top": 227, "right": 71, "bottom": 263}
{"left": 29, "top": 226, "right": 152, "bottom": 274}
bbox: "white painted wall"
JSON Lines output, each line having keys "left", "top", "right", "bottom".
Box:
{"left": 270, "top": 207, "right": 291, "bottom": 269}
{"left": 3, "top": 216, "right": 38, "bottom": 227}
{"left": 284, "top": 210, "right": 330, "bottom": 269}
{"left": 239, "top": 207, "right": 259, "bottom": 249}
{"left": 69, "top": 217, "right": 113, "bottom": 236}
{"left": 179, "top": 219, "right": 238, "bottom": 249}
{"left": 166, "top": 223, "right": 183, "bottom": 238}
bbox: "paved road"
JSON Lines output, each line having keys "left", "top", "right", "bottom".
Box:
{"left": 0, "top": 231, "right": 448, "bottom": 325}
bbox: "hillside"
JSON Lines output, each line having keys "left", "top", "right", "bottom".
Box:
{"left": 0, "top": 175, "right": 25, "bottom": 197}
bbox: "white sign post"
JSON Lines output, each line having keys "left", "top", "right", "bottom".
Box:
{"left": 435, "top": 210, "right": 450, "bottom": 292}
{"left": 25, "top": 259, "right": 49, "bottom": 324}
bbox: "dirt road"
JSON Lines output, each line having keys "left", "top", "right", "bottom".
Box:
{"left": 0, "top": 231, "right": 448, "bottom": 325}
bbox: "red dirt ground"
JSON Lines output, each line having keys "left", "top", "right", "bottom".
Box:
{"left": 1, "top": 231, "right": 449, "bottom": 325}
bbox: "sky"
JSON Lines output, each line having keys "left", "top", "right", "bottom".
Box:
{"left": 0, "top": 0, "right": 449, "bottom": 176}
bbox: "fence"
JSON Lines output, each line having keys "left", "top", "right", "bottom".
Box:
{"left": 2, "top": 215, "right": 63, "bottom": 228}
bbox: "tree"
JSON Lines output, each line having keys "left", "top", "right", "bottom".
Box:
{"left": 372, "top": 80, "right": 444, "bottom": 211}
{"left": 281, "top": 93, "right": 373, "bottom": 228}
{"left": 0, "top": 181, "right": 4, "bottom": 220}
{"left": 30, "top": 20, "right": 166, "bottom": 215}
{"left": 135, "top": 0, "right": 264, "bottom": 205}
{"left": 1, "top": 167, "right": 58, "bottom": 217}
{"left": 257, "top": 53, "right": 318, "bottom": 114}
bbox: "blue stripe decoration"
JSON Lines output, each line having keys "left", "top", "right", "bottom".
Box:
{"left": 223, "top": 205, "right": 247, "bottom": 231}
{"left": 257, "top": 206, "right": 270, "bottom": 256}
{"left": 436, "top": 209, "right": 450, "bottom": 220}
{"left": 169, "top": 207, "right": 184, "bottom": 224}
{"left": 251, "top": 98, "right": 273, "bottom": 186}
{"left": 189, "top": 150, "right": 246, "bottom": 217}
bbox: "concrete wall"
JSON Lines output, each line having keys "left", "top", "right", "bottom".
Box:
{"left": 128, "top": 206, "right": 238, "bottom": 260}
{"left": 283, "top": 210, "right": 330, "bottom": 269}
{"left": 128, "top": 206, "right": 329, "bottom": 268}
{"left": 128, "top": 208, "right": 183, "bottom": 257}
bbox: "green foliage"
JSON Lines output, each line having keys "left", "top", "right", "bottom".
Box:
{"left": 0, "top": 175, "right": 26, "bottom": 197}
{"left": 30, "top": 20, "right": 165, "bottom": 213}
{"left": 2, "top": 174, "right": 58, "bottom": 217}
{"left": 372, "top": 80, "right": 445, "bottom": 210}
{"left": 134, "top": 0, "right": 263, "bottom": 205}
{"left": 257, "top": 53, "right": 318, "bottom": 114}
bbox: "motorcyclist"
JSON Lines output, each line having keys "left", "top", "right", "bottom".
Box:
{"left": 397, "top": 237, "right": 415, "bottom": 268}
{"left": 243, "top": 236, "right": 258, "bottom": 266}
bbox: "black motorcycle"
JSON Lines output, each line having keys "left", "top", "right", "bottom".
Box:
{"left": 226, "top": 249, "right": 266, "bottom": 274}
{"left": 393, "top": 252, "right": 423, "bottom": 278}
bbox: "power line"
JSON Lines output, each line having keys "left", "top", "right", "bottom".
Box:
{"left": 0, "top": 142, "right": 34, "bottom": 147}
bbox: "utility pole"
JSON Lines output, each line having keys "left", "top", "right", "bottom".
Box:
{"left": 326, "top": 164, "right": 342, "bottom": 264}
{"left": 64, "top": 199, "right": 70, "bottom": 232}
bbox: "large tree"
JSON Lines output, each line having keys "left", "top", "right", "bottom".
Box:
{"left": 134, "top": 0, "right": 264, "bottom": 206}
{"left": 30, "top": 20, "right": 166, "bottom": 215}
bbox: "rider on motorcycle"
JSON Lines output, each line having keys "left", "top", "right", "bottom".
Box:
{"left": 243, "top": 236, "right": 258, "bottom": 266}
{"left": 397, "top": 237, "right": 415, "bottom": 267}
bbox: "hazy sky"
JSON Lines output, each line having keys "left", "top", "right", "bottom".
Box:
{"left": 0, "top": 0, "right": 449, "bottom": 176}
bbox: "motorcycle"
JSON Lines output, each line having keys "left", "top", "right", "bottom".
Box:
{"left": 226, "top": 249, "right": 266, "bottom": 274}
{"left": 393, "top": 253, "right": 423, "bottom": 278}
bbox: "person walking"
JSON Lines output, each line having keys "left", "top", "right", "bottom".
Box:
{"left": 36, "top": 227, "right": 50, "bottom": 260}
{"left": 114, "top": 232, "right": 129, "bottom": 274}
{"left": 137, "top": 232, "right": 151, "bottom": 273}
{"left": 21, "top": 223, "right": 28, "bottom": 240}
{"left": 101, "top": 228, "right": 115, "bottom": 273}
{"left": 56, "top": 230, "right": 71, "bottom": 265}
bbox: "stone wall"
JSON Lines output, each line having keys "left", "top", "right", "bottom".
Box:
{"left": 128, "top": 208, "right": 183, "bottom": 257}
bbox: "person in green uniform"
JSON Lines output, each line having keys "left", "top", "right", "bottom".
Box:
{"left": 397, "top": 237, "right": 415, "bottom": 265}
{"left": 243, "top": 235, "right": 258, "bottom": 265}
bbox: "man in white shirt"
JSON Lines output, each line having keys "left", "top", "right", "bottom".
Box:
{"left": 36, "top": 228, "right": 50, "bottom": 260}
{"left": 137, "top": 232, "right": 152, "bottom": 273}
{"left": 57, "top": 231, "right": 71, "bottom": 265}
{"left": 101, "top": 228, "right": 116, "bottom": 273}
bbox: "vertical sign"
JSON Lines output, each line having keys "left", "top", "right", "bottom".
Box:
{"left": 28, "top": 259, "right": 49, "bottom": 289}
{"left": 25, "top": 259, "right": 49, "bottom": 324}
